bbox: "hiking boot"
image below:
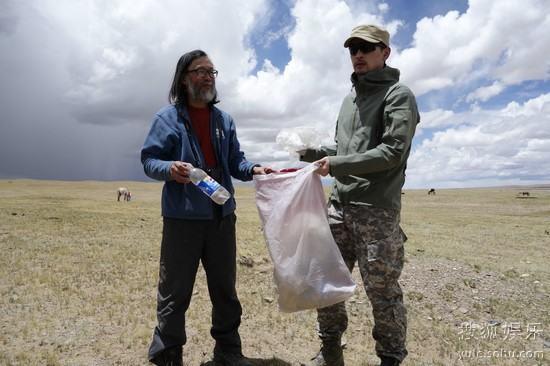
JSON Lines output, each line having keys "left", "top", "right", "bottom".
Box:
{"left": 213, "top": 350, "right": 253, "bottom": 366}
{"left": 150, "top": 346, "right": 183, "bottom": 366}
{"left": 309, "top": 343, "right": 344, "bottom": 366}
{"left": 379, "top": 356, "right": 400, "bottom": 366}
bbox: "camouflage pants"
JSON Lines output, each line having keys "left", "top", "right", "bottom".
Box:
{"left": 317, "top": 201, "right": 408, "bottom": 362}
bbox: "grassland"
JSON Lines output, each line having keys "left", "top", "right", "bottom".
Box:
{"left": 0, "top": 180, "right": 548, "bottom": 365}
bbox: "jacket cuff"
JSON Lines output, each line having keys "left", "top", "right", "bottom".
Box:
{"left": 300, "top": 149, "right": 321, "bottom": 163}
{"left": 249, "top": 163, "right": 260, "bottom": 177}
{"left": 328, "top": 155, "right": 346, "bottom": 176}
{"left": 162, "top": 161, "right": 173, "bottom": 181}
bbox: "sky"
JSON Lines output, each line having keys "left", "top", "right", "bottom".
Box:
{"left": 1, "top": 0, "right": 549, "bottom": 188}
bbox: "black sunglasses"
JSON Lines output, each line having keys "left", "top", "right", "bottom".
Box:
{"left": 348, "top": 42, "right": 384, "bottom": 56}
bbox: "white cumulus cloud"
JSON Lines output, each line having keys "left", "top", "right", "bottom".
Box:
{"left": 391, "top": 0, "right": 550, "bottom": 99}
{"left": 408, "top": 93, "right": 550, "bottom": 188}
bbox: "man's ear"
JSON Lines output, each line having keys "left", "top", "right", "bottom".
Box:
{"left": 181, "top": 74, "right": 189, "bottom": 87}
{"left": 383, "top": 47, "right": 391, "bottom": 61}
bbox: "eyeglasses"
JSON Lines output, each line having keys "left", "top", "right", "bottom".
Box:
{"left": 348, "top": 42, "right": 383, "bottom": 56}
{"left": 187, "top": 67, "right": 219, "bottom": 78}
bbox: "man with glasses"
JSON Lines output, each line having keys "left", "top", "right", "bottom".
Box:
{"left": 141, "top": 50, "right": 271, "bottom": 366}
{"left": 300, "top": 25, "right": 419, "bottom": 366}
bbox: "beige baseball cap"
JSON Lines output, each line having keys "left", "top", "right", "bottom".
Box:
{"left": 343, "top": 24, "right": 390, "bottom": 48}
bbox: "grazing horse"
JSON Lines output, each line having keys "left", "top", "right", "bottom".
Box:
{"left": 520, "top": 191, "right": 530, "bottom": 197}
{"left": 428, "top": 188, "right": 436, "bottom": 195}
{"left": 117, "top": 187, "right": 131, "bottom": 202}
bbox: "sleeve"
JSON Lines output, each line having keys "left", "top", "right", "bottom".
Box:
{"left": 140, "top": 114, "right": 178, "bottom": 181}
{"left": 329, "top": 86, "right": 419, "bottom": 176}
{"left": 300, "top": 120, "right": 338, "bottom": 162}
{"left": 226, "top": 117, "right": 257, "bottom": 181}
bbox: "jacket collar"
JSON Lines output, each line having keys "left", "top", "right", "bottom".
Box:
{"left": 351, "top": 66, "right": 400, "bottom": 95}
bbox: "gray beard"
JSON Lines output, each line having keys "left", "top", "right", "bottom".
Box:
{"left": 187, "top": 81, "right": 216, "bottom": 104}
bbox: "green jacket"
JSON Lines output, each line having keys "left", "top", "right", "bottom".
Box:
{"left": 302, "top": 66, "right": 419, "bottom": 210}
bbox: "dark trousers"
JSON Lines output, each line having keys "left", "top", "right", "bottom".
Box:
{"left": 148, "top": 213, "right": 242, "bottom": 361}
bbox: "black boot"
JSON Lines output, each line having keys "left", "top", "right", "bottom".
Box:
{"left": 150, "top": 346, "right": 183, "bottom": 366}
{"left": 379, "top": 356, "right": 400, "bottom": 366}
{"left": 309, "top": 341, "right": 344, "bottom": 366}
{"left": 213, "top": 350, "right": 253, "bottom": 366}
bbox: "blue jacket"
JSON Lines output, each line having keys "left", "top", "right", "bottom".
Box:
{"left": 141, "top": 104, "right": 257, "bottom": 219}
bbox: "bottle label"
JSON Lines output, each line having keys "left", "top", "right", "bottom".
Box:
{"left": 197, "top": 176, "right": 220, "bottom": 196}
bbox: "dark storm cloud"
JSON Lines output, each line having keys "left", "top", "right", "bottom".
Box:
{"left": 0, "top": 1, "right": 155, "bottom": 180}
{"left": 0, "top": 1, "right": 19, "bottom": 35}
{"left": 0, "top": 0, "right": 270, "bottom": 181}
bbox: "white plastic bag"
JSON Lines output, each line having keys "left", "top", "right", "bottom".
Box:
{"left": 253, "top": 164, "right": 356, "bottom": 312}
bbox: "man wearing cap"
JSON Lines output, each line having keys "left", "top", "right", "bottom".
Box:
{"left": 300, "top": 25, "right": 419, "bottom": 366}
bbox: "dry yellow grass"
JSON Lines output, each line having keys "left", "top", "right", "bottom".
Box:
{"left": 0, "top": 180, "right": 548, "bottom": 365}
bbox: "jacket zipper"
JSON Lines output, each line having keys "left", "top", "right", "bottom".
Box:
{"left": 344, "top": 104, "right": 359, "bottom": 155}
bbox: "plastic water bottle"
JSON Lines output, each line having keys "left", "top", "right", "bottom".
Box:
{"left": 189, "top": 167, "right": 231, "bottom": 205}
